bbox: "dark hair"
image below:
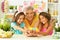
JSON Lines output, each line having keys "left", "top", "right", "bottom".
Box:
{"left": 39, "top": 12, "right": 51, "bottom": 22}
{"left": 13, "top": 11, "right": 25, "bottom": 22}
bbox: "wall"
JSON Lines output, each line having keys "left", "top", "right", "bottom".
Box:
{"left": 8, "top": 0, "right": 48, "bottom": 12}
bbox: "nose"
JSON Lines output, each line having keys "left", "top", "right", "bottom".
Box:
{"left": 28, "top": 14, "right": 31, "bottom": 16}
{"left": 41, "top": 19, "right": 43, "bottom": 22}
{"left": 28, "top": 14, "right": 32, "bottom": 18}
{"left": 20, "top": 19, "right": 23, "bottom": 22}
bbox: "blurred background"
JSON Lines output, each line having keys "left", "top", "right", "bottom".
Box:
{"left": 0, "top": 0, "right": 60, "bottom": 26}
{"left": 0, "top": 0, "right": 60, "bottom": 38}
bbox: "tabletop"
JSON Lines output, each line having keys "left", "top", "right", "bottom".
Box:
{"left": 0, "top": 34, "right": 60, "bottom": 40}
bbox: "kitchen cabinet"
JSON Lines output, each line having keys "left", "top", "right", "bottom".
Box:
{"left": 48, "top": 0, "right": 60, "bottom": 24}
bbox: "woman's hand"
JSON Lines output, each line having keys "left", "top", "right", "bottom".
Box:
{"left": 25, "top": 30, "right": 39, "bottom": 37}
{"left": 24, "top": 29, "right": 42, "bottom": 37}
{"left": 24, "top": 30, "right": 33, "bottom": 37}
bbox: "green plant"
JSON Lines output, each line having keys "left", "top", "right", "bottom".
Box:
{"left": 55, "top": 27, "right": 60, "bottom": 32}
{"left": 15, "top": 6, "right": 17, "bottom": 9}
{"left": 0, "top": 19, "right": 11, "bottom": 31}
{"left": 0, "top": 23, "right": 3, "bottom": 29}
{"left": 9, "top": 6, "right": 14, "bottom": 9}
{"left": 3, "top": 21, "right": 11, "bottom": 31}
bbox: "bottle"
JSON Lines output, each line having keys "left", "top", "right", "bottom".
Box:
{"left": 48, "top": 0, "right": 51, "bottom": 2}
{"left": 53, "top": 9, "right": 58, "bottom": 16}
{"left": 4, "top": 0, "right": 9, "bottom": 14}
{"left": 55, "top": 23, "right": 59, "bottom": 32}
{"left": 54, "top": 0, "right": 58, "bottom": 3}
{"left": 51, "top": 0, "right": 54, "bottom": 2}
{"left": 55, "top": 23, "right": 58, "bottom": 29}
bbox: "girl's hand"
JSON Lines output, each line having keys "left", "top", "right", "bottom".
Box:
{"left": 26, "top": 30, "right": 32, "bottom": 34}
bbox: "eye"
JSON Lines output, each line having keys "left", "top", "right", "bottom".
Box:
{"left": 31, "top": 13, "right": 33, "bottom": 14}
{"left": 26, "top": 13, "right": 28, "bottom": 14}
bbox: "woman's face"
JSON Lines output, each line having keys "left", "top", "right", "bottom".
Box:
{"left": 39, "top": 15, "right": 48, "bottom": 24}
{"left": 26, "top": 9, "right": 34, "bottom": 21}
{"left": 17, "top": 15, "right": 24, "bottom": 24}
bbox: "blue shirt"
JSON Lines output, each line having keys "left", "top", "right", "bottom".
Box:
{"left": 11, "top": 22, "right": 25, "bottom": 34}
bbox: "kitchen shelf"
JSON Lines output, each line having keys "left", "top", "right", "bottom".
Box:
{"left": 48, "top": 2, "right": 58, "bottom": 18}
{"left": 48, "top": 2, "right": 60, "bottom": 5}
{"left": 5, "top": 13, "right": 14, "bottom": 15}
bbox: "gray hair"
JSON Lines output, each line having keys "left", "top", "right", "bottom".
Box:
{"left": 26, "top": 6, "right": 34, "bottom": 11}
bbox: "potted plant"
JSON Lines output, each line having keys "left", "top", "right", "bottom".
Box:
{"left": 9, "top": 6, "right": 14, "bottom": 13}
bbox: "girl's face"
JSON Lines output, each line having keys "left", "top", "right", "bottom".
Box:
{"left": 39, "top": 15, "right": 48, "bottom": 24}
{"left": 17, "top": 15, "right": 24, "bottom": 24}
{"left": 26, "top": 9, "right": 34, "bottom": 21}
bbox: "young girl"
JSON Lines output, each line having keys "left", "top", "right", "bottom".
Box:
{"left": 11, "top": 11, "right": 26, "bottom": 34}
{"left": 38, "top": 12, "right": 54, "bottom": 36}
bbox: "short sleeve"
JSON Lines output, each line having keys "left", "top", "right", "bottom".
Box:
{"left": 11, "top": 22, "right": 17, "bottom": 27}
{"left": 11, "top": 22, "right": 17, "bottom": 30}
{"left": 20, "top": 22, "right": 25, "bottom": 28}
